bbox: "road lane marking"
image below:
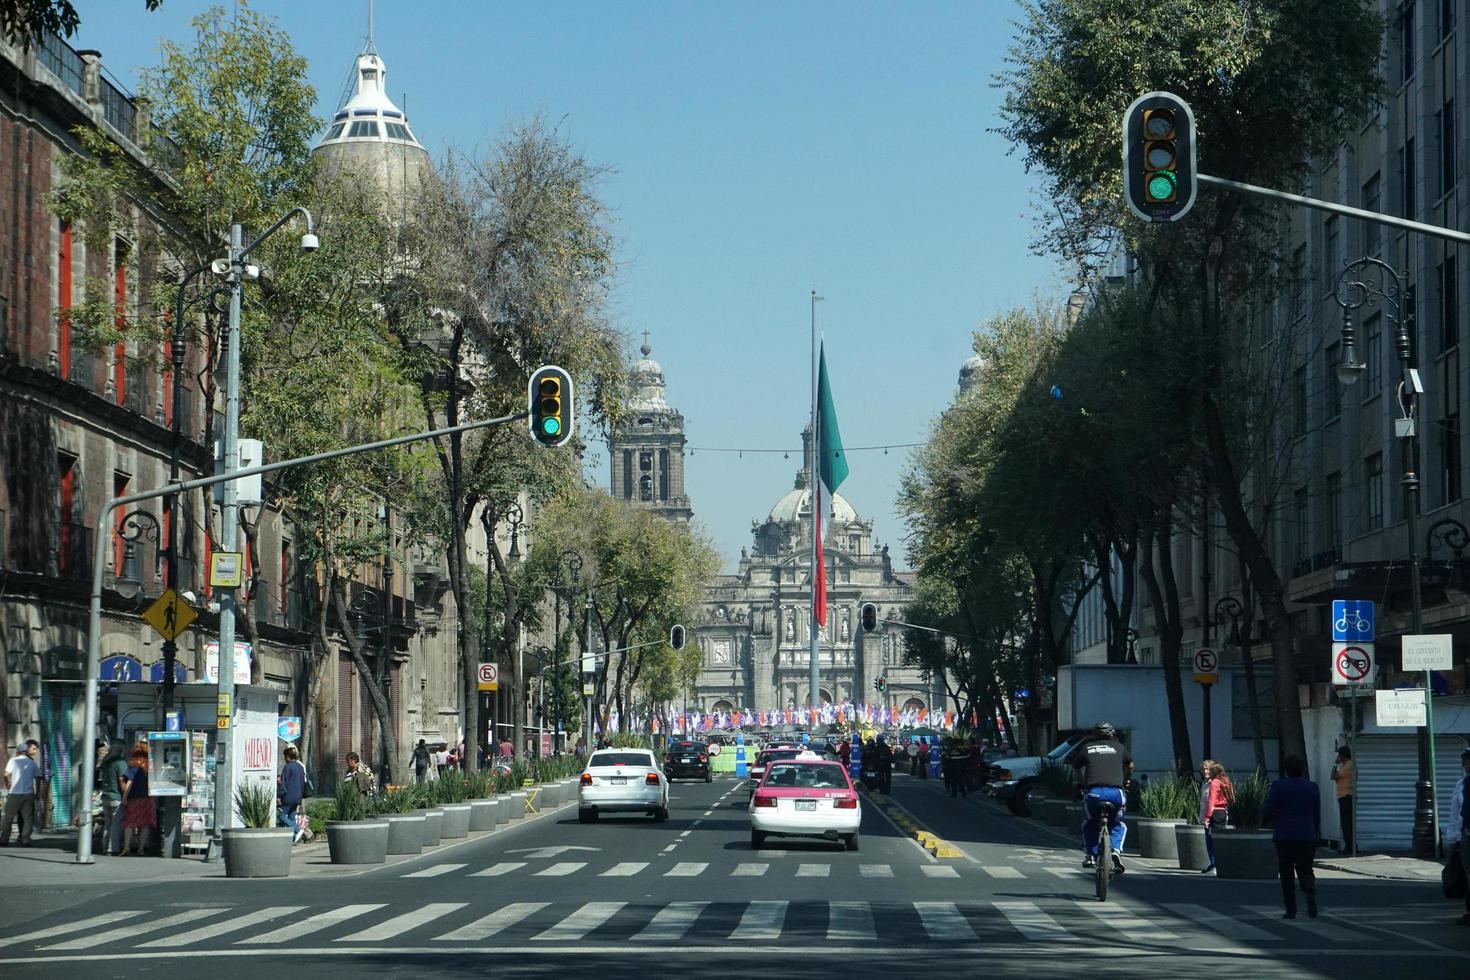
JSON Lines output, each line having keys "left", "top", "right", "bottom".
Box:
{"left": 141, "top": 907, "right": 305, "bottom": 948}
{"left": 859, "top": 864, "right": 893, "bottom": 878}
{"left": 601, "top": 862, "right": 648, "bottom": 876}
{"left": 44, "top": 909, "right": 225, "bottom": 950}
{"left": 338, "top": 903, "right": 468, "bottom": 943}
{"left": 534, "top": 862, "right": 586, "bottom": 876}
{"left": 532, "top": 902, "right": 625, "bottom": 941}
{"left": 915, "top": 902, "right": 978, "bottom": 942}
{"left": 238, "top": 905, "right": 386, "bottom": 945}
{"left": 679, "top": 831, "right": 691, "bottom": 837}
{"left": 920, "top": 865, "right": 959, "bottom": 878}
{"left": 730, "top": 901, "right": 786, "bottom": 940}
{"left": 994, "top": 901, "right": 1074, "bottom": 942}
{"left": 470, "top": 862, "right": 525, "bottom": 876}
{"left": 665, "top": 862, "right": 707, "bottom": 876}
{"left": 661, "top": 845, "right": 677, "bottom": 853}
{"left": 1172, "top": 904, "right": 1278, "bottom": 943}
{"left": 1077, "top": 902, "right": 1177, "bottom": 942}
{"left": 796, "top": 863, "right": 829, "bottom": 877}
{"left": 732, "top": 862, "right": 768, "bottom": 876}
{"left": 827, "top": 902, "right": 875, "bottom": 941}
{"left": 691, "top": 820, "right": 703, "bottom": 827}
{"left": 403, "top": 863, "right": 466, "bottom": 878}
{"left": 436, "top": 903, "right": 549, "bottom": 940}
{"left": 0, "top": 911, "right": 146, "bottom": 948}
{"left": 634, "top": 902, "right": 709, "bottom": 941}
{"left": 1045, "top": 867, "right": 1080, "bottom": 879}
{"left": 982, "top": 866, "right": 1024, "bottom": 879}
{"left": 1244, "top": 906, "right": 1357, "bottom": 943}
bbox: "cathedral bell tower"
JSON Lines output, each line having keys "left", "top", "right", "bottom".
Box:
{"left": 609, "top": 336, "right": 693, "bottom": 524}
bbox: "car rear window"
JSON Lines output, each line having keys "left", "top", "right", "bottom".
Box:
{"left": 670, "top": 742, "right": 703, "bottom": 752}
{"left": 590, "top": 752, "right": 652, "bottom": 767}
{"left": 764, "top": 763, "right": 850, "bottom": 789}
{"left": 759, "top": 749, "right": 801, "bottom": 764}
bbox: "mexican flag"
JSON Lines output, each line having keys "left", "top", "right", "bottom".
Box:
{"left": 813, "top": 343, "right": 848, "bottom": 627}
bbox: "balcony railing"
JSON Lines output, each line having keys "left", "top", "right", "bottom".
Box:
{"left": 99, "top": 76, "right": 137, "bottom": 143}
{"left": 35, "top": 32, "right": 84, "bottom": 97}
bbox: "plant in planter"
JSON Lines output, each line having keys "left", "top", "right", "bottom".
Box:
{"left": 223, "top": 783, "right": 293, "bottom": 879}
{"left": 325, "top": 782, "right": 388, "bottom": 865}
{"left": 435, "top": 771, "right": 473, "bottom": 838}
{"left": 1225, "top": 772, "right": 1270, "bottom": 830}
{"left": 1137, "top": 776, "right": 1196, "bottom": 861}
{"left": 235, "top": 782, "right": 277, "bottom": 828}
{"left": 375, "top": 787, "right": 426, "bottom": 855}
{"left": 1213, "top": 772, "right": 1277, "bottom": 879}
{"left": 305, "top": 798, "right": 337, "bottom": 837}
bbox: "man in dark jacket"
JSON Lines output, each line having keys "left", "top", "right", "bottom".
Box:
{"left": 1262, "top": 754, "right": 1321, "bottom": 919}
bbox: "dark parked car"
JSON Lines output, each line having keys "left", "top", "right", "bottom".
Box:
{"left": 663, "top": 740, "right": 712, "bottom": 782}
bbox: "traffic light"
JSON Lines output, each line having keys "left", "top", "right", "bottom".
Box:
{"left": 860, "top": 602, "right": 879, "bottom": 633}
{"left": 874, "top": 675, "right": 888, "bottom": 694}
{"left": 528, "top": 365, "right": 574, "bottom": 448}
{"left": 1123, "top": 91, "right": 1197, "bottom": 223}
{"left": 669, "top": 624, "right": 686, "bottom": 650}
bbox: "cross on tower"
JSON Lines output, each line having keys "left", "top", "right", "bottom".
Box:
{"left": 641, "top": 330, "right": 651, "bottom": 355}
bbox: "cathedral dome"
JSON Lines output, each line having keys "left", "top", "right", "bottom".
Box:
{"left": 767, "top": 486, "right": 858, "bottom": 525}
{"left": 628, "top": 338, "right": 670, "bottom": 413}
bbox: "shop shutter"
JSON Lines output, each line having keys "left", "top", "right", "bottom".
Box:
{"left": 1353, "top": 735, "right": 1465, "bottom": 850}
{"left": 391, "top": 662, "right": 402, "bottom": 745}
{"left": 336, "top": 655, "right": 352, "bottom": 772}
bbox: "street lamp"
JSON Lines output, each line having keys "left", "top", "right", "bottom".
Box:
{"left": 1334, "top": 255, "right": 1439, "bottom": 858}
{"left": 113, "top": 509, "right": 163, "bottom": 600}
{"left": 481, "top": 501, "right": 524, "bottom": 756}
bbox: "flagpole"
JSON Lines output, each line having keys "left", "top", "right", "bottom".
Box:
{"left": 809, "top": 289, "right": 821, "bottom": 719}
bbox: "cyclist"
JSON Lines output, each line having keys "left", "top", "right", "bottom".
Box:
{"left": 1065, "top": 721, "right": 1132, "bottom": 875}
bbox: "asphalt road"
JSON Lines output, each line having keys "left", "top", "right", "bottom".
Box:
{"left": 1, "top": 775, "right": 1466, "bottom": 978}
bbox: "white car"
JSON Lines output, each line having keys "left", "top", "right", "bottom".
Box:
{"left": 578, "top": 748, "right": 670, "bottom": 823}
{"left": 748, "top": 755, "right": 861, "bottom": 851}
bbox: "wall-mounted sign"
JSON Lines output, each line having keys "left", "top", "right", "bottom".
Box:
{"left": 209, "top": 552, "right": 243, "bottom": 589}
{"left": 1375, "top": 688, "right": 1427, "bottom": 727}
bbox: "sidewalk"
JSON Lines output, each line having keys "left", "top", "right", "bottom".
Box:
{"left": 1314, "top": 853, "right": 1445, "bottom": 882}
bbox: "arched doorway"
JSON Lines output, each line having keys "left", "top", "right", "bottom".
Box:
{"left": 819, "top": 689, "right": 833, "bottom": 705}
{"left": 711, "top": 699, "right": 734, "bottom": 714}
{"left": 902, "top": 697, "right": 926, "bottom": 713}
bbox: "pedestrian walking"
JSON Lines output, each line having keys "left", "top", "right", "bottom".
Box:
{"left": 1261, "top": 754, "right": 1320, "bottom": 919}
{"left": 99, "top": 739, "right": 129, "bottom": 855}
{"left": 874, "top": 737, "right": 893, "bottom": 795}
{"left": 1448, "top": 748, "right": 1470, "bottom": 926}
{"left": 119, "top": 744, "right": 156, "bottom": 856}
{"left": 942, "top": 738, "right": 969, "bottom": 798}
{"left": 277, "top": 745, "right": 310, "bottom": 843}
{"left": 412, "top": 739, "right": 431, "bottom": 784}
{"left": 907, "top": 739, "right": 923, "bottom": 778}
{"left": 344, "top": 751, "right": 376, "bottom": 799}
{"left": 0, "top": 740, "right": 39, "bottom": 847}
{"left": 1199, "top": 760, "right": 1234, "bottom": 874}
{"left": 1331, "top": 745, "right": 1354, "bottom": 854}
{"left": 966, "top": 737, "right": 984, "bottom": 791}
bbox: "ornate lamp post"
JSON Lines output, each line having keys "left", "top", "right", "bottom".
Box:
{"left": 348, "top": 556, "right": 396, "bottom": 787}
{"left": 1334, "top": 255, "right": 1439, "bottom": 858}
{"left": 480, "top": 501, "right": 524, "bottom": 756}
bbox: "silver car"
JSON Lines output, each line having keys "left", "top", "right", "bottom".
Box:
{"left": 577, "top": 748, "right": 671, "bottom": 823}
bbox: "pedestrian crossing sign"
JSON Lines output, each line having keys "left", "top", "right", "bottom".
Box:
{"left": 142, "top": 588, "right": 198, "bottom": 641}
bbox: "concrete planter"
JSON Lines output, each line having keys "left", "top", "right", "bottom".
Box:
{"left": 469, "top": 798, "right": 500, "bottom": 831}
{"left": 383, "top": 813, "right": 425, "bottom": 855}
{"left": 1175, "top": 824, "right": 1211, "bottom": 870}
{"left": 1041, "top": 797, "right": 1069, "bottom": 827}
{"left": 326, "top": 820, "right": 389, "bottom": 864}
{"left": 222, "top": 827, "right": 293, "bottom": 878}
{"left": 439, "top": 803, "right": 472, "bottom": 839}
{"left": 1135, "top": 818, "right": 1184, "bottom": 861}
{"left": 536, "top": 783, "right": 560, "bottom": 808}
{"left": 493, "top": 796, "right": 510, "bottom": 825}
{"left": 506, "top": 792, "right": 528, "bottom": 820}
{"left": 418, "top": 808, "right": 445, "bottom": 845}
{"left": 1214, "top": 829, "right": 1279, "bottom": 880}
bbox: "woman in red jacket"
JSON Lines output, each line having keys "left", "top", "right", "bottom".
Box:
{"left": 1200, "top": 760, "right": 1234, "bottom": 874}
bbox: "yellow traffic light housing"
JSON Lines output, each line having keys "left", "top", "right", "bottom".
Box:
{"left": 528, "top": 365, "right": 574, "bottom": 448}
{"left": 1123, "top": 92, "right": 1197, "bottom": 222}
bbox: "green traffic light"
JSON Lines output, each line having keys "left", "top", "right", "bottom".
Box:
{"left": 1146, "top": 172, "right": 1176, "bottom": 201}
{"left": 542, "top": 417, "right": 561, "bottom": 436}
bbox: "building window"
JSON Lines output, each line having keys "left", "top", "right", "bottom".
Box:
{"left": 1442, "top": 0, "right": 1456, "bottom": 41}
{"left": 1401, "top": 1, "right": 1417, "bottom": 84}
{"left": 639, "top": 474, "right": 652, "bottom": 501}
{"left": 1325, "top": 342, "right": 1342, "bottom": 419}
{"left": 1403, "top": 136, "right": 1418, "bottom": 220}
{"left": 1365, "top": 311, "right": 1383, "bottom": 391}
{"left": 1293, "top": 364, "right": 1308, "bottom": 434}
{"left": 1290, "top": 243, "right": 1308, "bottom": 318}
{"left": 1326, "top": 471, "right": 1342, "bottom": 552}
{"left": 659, "top": 448, "right": 670, "bottom": 501}
{"left": 622, "top": 449, "right": 632, "bottom": 500}
{"left": 57, "top": 453, "right": 77, "bottom": 574}
{"left": 58, "top": 220, "right": 73, "bottom": 376}
{"left": 1362, "top": 172, "right": 1381, "bottom": 255}
{"left": 1293, "top": 487, "right": 1309, "bottom": 564}
{"left": 1366, "top": 453, "right": 1384, "bottom": 531}
{"left": 1441, "top": 348, "right": 1462, "bottom": 504}
{"left": 111, "top": 473, "right": 129, "bottom": 573}
{"left": 1439, "top": 100, "right": 1457, "bottom": 196}
{"left": 113, "top": 239, "right": 129, "bottom": 405}
{"left": 280, "top": 539, "right": 292, "bottom": 617}
{"left": 1442, "top": 254, "right": 1459, "bottom": 351}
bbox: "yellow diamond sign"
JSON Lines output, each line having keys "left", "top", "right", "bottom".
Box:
{"left": 142, "top": 588, "right": 198, "bottom": 641}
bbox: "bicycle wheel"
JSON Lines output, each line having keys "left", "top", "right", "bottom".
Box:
{"left": 1096, "top": 814, "right": 1110, "bottom": 902}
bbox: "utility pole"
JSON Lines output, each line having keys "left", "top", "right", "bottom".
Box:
{"left": 213, "top": 221, "right": 245, "bottom": 840}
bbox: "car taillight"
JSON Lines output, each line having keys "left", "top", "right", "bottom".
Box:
{"left": 753, "top": 794, "right": 777, "bottom": 808}
{"left": 835, "top": 798, "right": 858, "bottom": 809}
{"left": 699, "top": 754, "right": 707, "bottom": 762}
{"left": 580, "top": 772, "right": 592, "bottom": 786}
{"left": 645, "top": 772, "right": 660, "bottom": 785}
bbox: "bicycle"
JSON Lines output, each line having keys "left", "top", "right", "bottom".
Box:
{"left": 1094, "top": 799, "right": 1120, "bottom": 902}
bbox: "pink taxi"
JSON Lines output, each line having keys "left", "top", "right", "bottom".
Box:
{"left": 748, "top": 754, "right": 861, "bottom": 851}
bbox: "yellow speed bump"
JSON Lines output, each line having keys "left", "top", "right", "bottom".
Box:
{"left": 928, "top": 841, "right": 965, "bottom": 859}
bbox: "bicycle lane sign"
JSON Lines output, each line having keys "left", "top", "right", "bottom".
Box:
{"left": 1331, "top": 599, "right": 1375, "bottom": 643}
{"left": 1331, "top": 642, "right": 1376, "bottom": 689}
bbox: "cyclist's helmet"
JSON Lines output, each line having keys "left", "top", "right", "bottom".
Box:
{"left": 1095, "top": 721, "right": 1117, "bottom": 738}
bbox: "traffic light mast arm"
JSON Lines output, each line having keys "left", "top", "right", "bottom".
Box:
{"left": 879, "top": 618, "right": 974, "bottom": 643}
{"left": 1197, "top": 173, "right": 1470, "bottom": 246}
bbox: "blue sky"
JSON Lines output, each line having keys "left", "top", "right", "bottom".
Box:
{"left": 73, "top": 1, "right": 1066, "bottom": 571}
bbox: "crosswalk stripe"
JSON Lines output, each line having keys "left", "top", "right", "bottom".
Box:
{"left": 1172, "top": 903, "right": 1278, "bottom": 943}
{"left": 859, "top": 864, "right": 893, "bottom": 878}
{"left": 730, "top": 901, "right": 787, "bottom": 940}
{"left": 915, "top": 902, "right": 978, "bottom": 942}
{"left": 532, "top": 902, "right": 625, "bottom": 941}
{"left": 665, "top": 862, "right": 706, "bottom": 876}
{"left": 43, "top": 908, "right": 226, "bottom": 950}
{"left": 141, "top": 906, "right": 306, "bottom": 948}
{"left": 470, "top": 862, "right": 525, "bottom": 877}
{"left": 982, "top": 866, "right": 1024, "bottom": 879}
{"left": 921, "top": 865, "right": 959, "bottom": 878}
{"left": 238, "top": 904, "right": 386, "bottom": 945}
{"left": 994, "top": 901, "right": 1075, "bottom": 942}
{"left": 633, "top": 902, "right": 708, "bottom": 941}
{"left": 535, "top": 862, "right": 586, "bottom": 876}
{"left": 796, "top": 863, "right": 830, "bottom": 877}
{"left": 437, "top": 902, "right": 549, "bottom": 941}
{"left": 403, "top": 863, "right": 466, "bottom": 878}
{"left": 1243, "top": 906, "right": 1356, "bottom": 942}
{"left": 0, "top": 910, "right": 146, "bottom": 948}
{"left": 732, "top": 862, "right": 768, "bottom": 876}
{"left": 1045, "top": 867, "right": 1080, "bottom": 879}
{"left": 1078, "top": 901, "right": 1177, "bottom": 941}
{"left": 827, "top": 901, "right": 876, "bottom": 941}
{"left": 338, "top": 903, "right": 468, "bottom": 943}
{"left": 601, "top": 862, "right": 648, "bottom": 876}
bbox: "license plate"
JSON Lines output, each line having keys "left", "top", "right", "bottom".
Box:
{"left": 680, "top": 758, "right": 692, "bottom": 763}
{"left": 611, "top": 776, "right": 627, "bottom": 785}
{"left": 796, "top": 800, "right": 817, "bottom": 812}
